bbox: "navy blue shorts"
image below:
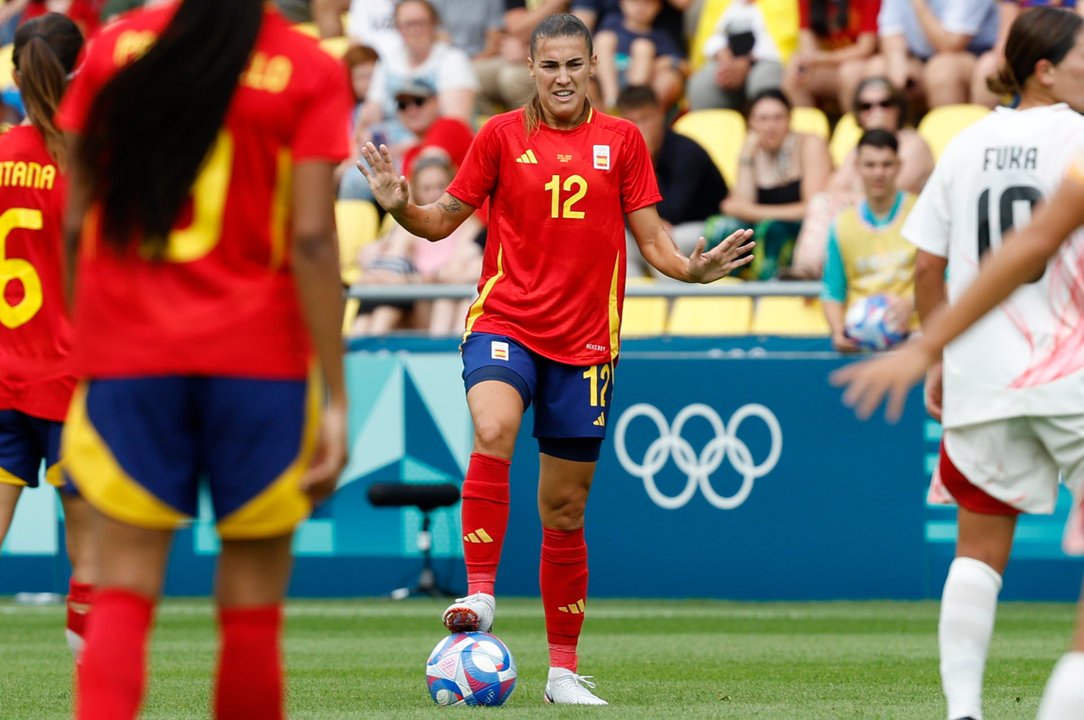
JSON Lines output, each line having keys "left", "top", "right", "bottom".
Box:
{"left": 62, "top": 374, "right": 320, "bottom": 539}
{"left": 461, "top": 333, "right": 615, "bottom": 439}
{"left": 0, "top": 409, "right": 70, "bottom": 491}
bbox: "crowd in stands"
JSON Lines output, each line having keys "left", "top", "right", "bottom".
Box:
{"left": 0, "top": 0, "right": 1071, "bottom": 339}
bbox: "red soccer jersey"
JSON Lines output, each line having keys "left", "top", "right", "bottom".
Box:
{"left": 56, "top": 6, "right": 352, "bottom": 380}
{"left": 0, "top": 126, "right": 75, "bottom": 421}
{"left": 448, "top": 108, "right": 661, "bottom": 366}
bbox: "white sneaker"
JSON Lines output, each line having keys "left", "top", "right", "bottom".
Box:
{"left": 441, "top": 592, "right": 495, "bottom": 632}
{"left": 543, "top": 667, "right": 608, "bottom": 705}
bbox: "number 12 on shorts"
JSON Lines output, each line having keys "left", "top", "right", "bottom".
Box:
{"left": 582, "top": 362, "right": 612, "bottom": 407}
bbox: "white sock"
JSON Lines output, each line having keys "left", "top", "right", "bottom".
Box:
{"left": 1037, "top": 652, "right": 1084, "bottom": 720}
{"left": 939, "top": 557, "right": 1002, "bottom": 720}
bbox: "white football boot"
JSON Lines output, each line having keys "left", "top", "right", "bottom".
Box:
{"left": 543, "top": 667, "right": 608, "bottom": 705}
{"left": 441, "top": 592, "right": 495, "bottom": 633}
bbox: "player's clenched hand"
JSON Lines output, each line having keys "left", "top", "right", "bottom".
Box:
{"left": 300, "top": 401, "right": 347, "bottom": 506}
{"left": 829, "top": 340, "right": 937, "bottom": 422}
{"left": 687, "top": 228, "right": 754, "bottom": 283}
{"left": 357, "top": 142, "right": 409, "bottom": 214}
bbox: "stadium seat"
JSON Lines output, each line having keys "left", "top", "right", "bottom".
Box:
{"left": 917, "top": 104, "right": 990, "bottom": 161}
{"left": 621, "top": 296, "right": 670, "bottom": 337}
{"left": 673, "top": 109, "right": 746, "bottom": 187}
{"left": 0, "top": 45, "right": 13, "bottom": 91}
{"left": 790, "top": 106, "right": 830, "bottom": 140}
{"left": 750, "top": 295, "right": 830, "bottom": 335}
{"left": 335, "top": 199, "right": 380, "bottom": 285}
{"left": 829, "top": 112, "right": 861, "bottom": 166}
{"left": 319, "top": 36, "right": 351, "bottom": 59}
{"left": 668, "top": 296, "right": 753, "bottom": 335}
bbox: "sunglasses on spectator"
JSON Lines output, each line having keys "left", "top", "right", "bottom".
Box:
{"left": 397, "top": 96, "right": 429, "bottom": 111}
{"left": 858, "top": 99, "right": 895, "bottom": 112}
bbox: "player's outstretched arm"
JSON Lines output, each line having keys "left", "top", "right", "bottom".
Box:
{"left": 831, "top": 170, "right": 1084, "bottom": 422}
{"left": 356, "top": 142, "right": 476, "bottom": 242}
{"left": 627, "top": 205, "right": 754, "bottom": 283}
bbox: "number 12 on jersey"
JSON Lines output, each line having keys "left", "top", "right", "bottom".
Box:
{"left": 545, "top": 174, "right": 587, "bottom": 219}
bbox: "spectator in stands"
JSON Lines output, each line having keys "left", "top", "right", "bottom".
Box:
{"left": 572, "top": 0, "right": 688, "bottom": 54}
{"left": 352, "top": 156, "right": 483, "bottom": 336}
{"left": 314, "top": 0, "right": 399, "bottom": 59}
{"left": 100, "top": 0, "right": 173, "bottom": 21}
{"left": 686, "top": 0, "right": 784, "bottom": 112}
{"left": 473, "top": 0, "right": 569, "bottom": 113}
{"left": 791, "top": 76, "right": 934, "bottom": 277}
{"left": 867, "top": 0, "right": 999, "bottom": 109}
{"left": 617, "top": 84, "right": 729, "bottom": 279}
{"left": 429, "top": 0, "right": 504, "bottom": 61}
{"left": 821, "top": 129, "right": 916, "bottom": 352}
{"left": 0, "top": 0, "right": 26, "bottom": 45}
{"left": 971, "top": 0, "right": 1084, "bottom": 108}
{"left": 594, "top": 0, "right": 685, "bottom": 110}
{"left": 342, "top": 77, "right": 474, "bottom": 199}
{"left": 783, "top": 0, "right": 880, "bottom": 114}
{"left": 356, "top": 0, "right": 478, "bottom": 135}
{"left": 705, "top": 88, "right": 832, "bottom": 280}
{"left": 337, "top": 44, "right": 380, "bottom": 193}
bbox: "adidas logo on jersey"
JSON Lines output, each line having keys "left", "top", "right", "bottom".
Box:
{"left": 593, "top": 413, "right": 605, "bottom": 427}
{"left": 557, "top": 599, "right": 586, "bottom": 614}
{"left": 463, "top": 528, "right": 494, "bottom": 544}
{"left": 515, "top": 149, "right": 538, "bottom": 164}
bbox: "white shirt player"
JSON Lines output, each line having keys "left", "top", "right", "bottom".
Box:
{"left": 904, "top": 103, "right": 1084, "bottom": 428}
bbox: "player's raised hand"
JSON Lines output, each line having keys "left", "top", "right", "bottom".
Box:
{"left": 687, "top": 228, "right": 754, "bottom": 283}
{"left": 357, "top": 142, "right": 409, "bottom": 214}
{"left": 829, "top": 340, "right": 937, "bottom": 422}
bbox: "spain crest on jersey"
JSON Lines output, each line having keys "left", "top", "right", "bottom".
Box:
{"left": 592, "top": 144, "right": 610, "bottom": 170}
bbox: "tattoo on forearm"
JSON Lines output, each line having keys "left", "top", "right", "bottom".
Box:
{"left": 438, "top": 197, "right": 462, "bottom": 214}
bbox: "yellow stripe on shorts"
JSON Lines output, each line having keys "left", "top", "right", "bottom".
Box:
{"left": 62, "top": 382, "right": 187, "bottom": 530}
{"left": 216, "top": 367, "right": 321, "bottom": 540}
{"left": 0, "top": 467, "right": 29, "bottom": 487}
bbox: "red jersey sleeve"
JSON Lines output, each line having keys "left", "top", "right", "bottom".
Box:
{"left": 445, "top": 115, "right": 502, "bottom": 209}
{"left": 291, "top": 49, "right": 353, "bottom": 163}
{"left": 619, "top": 121, "right": 662, "bottom": 214}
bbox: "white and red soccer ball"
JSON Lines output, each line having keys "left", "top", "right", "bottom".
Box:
{"left": 426, "top": 631, "right": 517, "bottom": 706}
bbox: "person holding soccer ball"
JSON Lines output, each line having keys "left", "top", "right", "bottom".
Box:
{"left": 833, "top": 7, "right": 1084, "bottom": 719}
{"left": 0, "top": 12, "right": 93, "bottom": 656}
{"left": 55, "top": 1, "right": 351, "bottom": 718}
{"left": 359, "top": 12, "right": 754, "bottom": 706}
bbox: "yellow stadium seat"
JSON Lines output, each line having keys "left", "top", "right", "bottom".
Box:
{"left": 790, "top": 106, "right": 830, "bottom": 140}
{"left": 690, "top": 0, "right": 799, "bottom": 71}
{"left": 319, "top": 35, "right": 351, "bottom": 59}
{"left": 621, "top": 297, "right": 669, "bottom": 337}
{"left": 751, "top": 296, "right": 831, "bottom": 335}
{"left": 335, "top": 200, "right": 380, "bottom": 285}
{"left": 293, "top": 21, "right": 319, "bottom": 38}
{"left": 917, "top": 104, "right": 990, "bottom": 161}
{"left": 673, "top": 109, "right": 746, "bottom": 187}
{"left": 668, "top": 296, "right": 753, "bottom": 335}
{"left": 829, "top": 112, "right": 861, "bottom": 167}
{"left": 0, "top": 45, "right": 13, "bottom": 91}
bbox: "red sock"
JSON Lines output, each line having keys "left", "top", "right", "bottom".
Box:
{"left": 214, "top": 605, "right": 283, "bottom": 720}
{"left": 67, "top": 578, "right": 94, "bottom": 646}
{"left": 76, "top": 587, "right": 155, "bottom": 720}
{"left": 539, "top": 527, "right": 588, "bottom": 671}
{"left": 460, "top": 453, "right": 511, "bottom": 596}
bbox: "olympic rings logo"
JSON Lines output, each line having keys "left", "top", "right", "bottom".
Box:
{"left": 614, "top": 403, "right": 782, "bottom": 510}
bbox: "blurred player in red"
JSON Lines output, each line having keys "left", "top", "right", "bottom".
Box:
{"left": 359, "top": 12, "right": 754, "bottom": 706}
{"left": 55, "top": 1, "right": 351, "bottom": 718}
{"left": 0, "top": 13, "right": 92, "bottom": 655}
{"left": 834, "top": 11, "right": 1084, "bottom": 718}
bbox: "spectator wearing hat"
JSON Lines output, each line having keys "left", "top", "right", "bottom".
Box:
{"left": 342, "top": 78, "right": 474, "bottom": 200}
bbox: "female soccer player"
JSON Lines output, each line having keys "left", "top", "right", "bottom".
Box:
{"left": 833, "top": 8, "right": 1084, "bottom": 719}
{"left": 359, "top": 13, "right": 754, "bottom": 706}
{"left": 0, "top": 13, "right": 91, "bottom": 654}
{"left": 55, "top": 2, "right": 351, "bottom": 718}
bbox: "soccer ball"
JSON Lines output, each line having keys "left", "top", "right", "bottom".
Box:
{"left": 844, "top": 293, "right": 909, "bottom": 351}
{"left": 425, "top": 631, "right": 517, "bottom": 706}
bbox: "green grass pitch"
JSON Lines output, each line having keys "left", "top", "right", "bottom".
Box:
{"left": 0, "top": 597, "right": 1074, "bottom": 719}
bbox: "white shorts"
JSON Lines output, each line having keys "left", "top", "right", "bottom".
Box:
{"left": 942, "top": 415, "right": 1084, "bottom": 554}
